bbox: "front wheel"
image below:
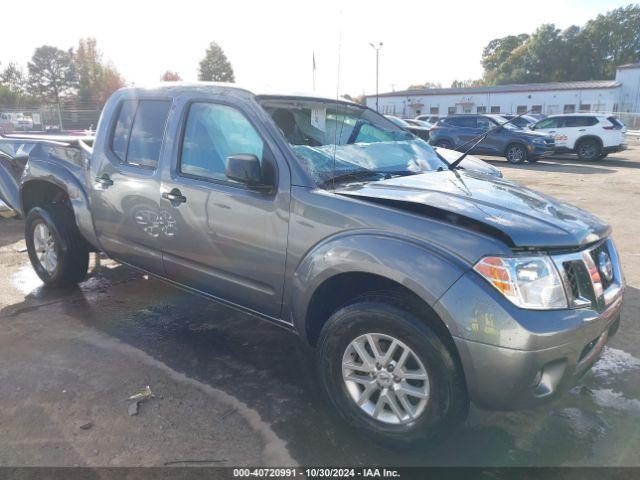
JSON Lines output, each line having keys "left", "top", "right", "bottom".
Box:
{"left": 25, "top": 206, "right": 89, "bottom": 288}
{"left": 505, "top": 144, "right": 527, "bottom": 163}
{"left": 317, "top": 296, "right": 468, "bottom": 448}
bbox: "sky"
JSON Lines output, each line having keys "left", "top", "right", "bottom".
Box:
{"left": 1, "top": 0, "right": 634, "bottom": 97}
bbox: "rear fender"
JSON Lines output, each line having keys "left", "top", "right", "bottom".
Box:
{"left": 0, "top": 151, "right": 24, "bottom": 214}
{"left": 21, "top": 160, "right": 99, "bottom": 249}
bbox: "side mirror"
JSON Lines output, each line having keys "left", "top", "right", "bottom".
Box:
{"left": 226, "top": 154, "right": 269, "bottom": 189}
{"left": 528, "top": 124, "right": 535, "bottom": 130}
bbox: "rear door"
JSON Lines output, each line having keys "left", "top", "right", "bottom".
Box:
{"left": 89, "top": 98, "right": 171, "bottom": 275}
{"left": 476, "top": 116, "right": 505, "bottom": 155}
{"left": 562, "top": 116, "right": 598, "bottom": 149}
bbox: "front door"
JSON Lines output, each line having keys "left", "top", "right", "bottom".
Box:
{"left": 159, "top": 100, "right": 289, "bottom": 318}
{"left": 533, "top": 116, "right": 565, "bottom": 148}
{"left": 89, "top": 98, "right": 172, "bottom": 275}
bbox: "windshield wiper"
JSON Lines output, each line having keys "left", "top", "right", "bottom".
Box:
{"left": 322, "top": 169, "right": 416, "bottom": 188}
{"left": 448, "top": 110, "right": 531, "bottom": 170}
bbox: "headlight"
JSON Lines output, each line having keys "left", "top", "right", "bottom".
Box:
{"left": 473, "top": 256, "right": 567, "bottom": 309}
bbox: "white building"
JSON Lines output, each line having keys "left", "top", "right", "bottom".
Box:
{"left": 366, "top": 63, "right": 640, "bottom": 124}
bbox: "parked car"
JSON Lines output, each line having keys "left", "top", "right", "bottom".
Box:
{"left": 530, "top": 114, "right": 627, "bottom": 161}
{"left": 415, "top": 114, "right": 442, "bottom": 126}
{"left": 0, "top": 112, "right": 33, "bottom": 132}
{"left": 0, "top": 84, "right": 624, "bottom": 448}
{"left": 501, "top": 114, "right": 539, "bottom": 129}
{"left": 384, "top": 115, "right": 430, "bottom": 140}
{"left": 429, "top": 114, "right": 555, "bottom": 163}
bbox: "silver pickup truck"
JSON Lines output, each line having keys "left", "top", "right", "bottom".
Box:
{"left": 0, "top": 84, "right": 625, "bottom": 447}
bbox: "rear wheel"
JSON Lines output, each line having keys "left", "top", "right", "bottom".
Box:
{"left": 25, "top": 206, "right": 89, "bottom": 288}
{"left": 317, "top": 296, "right": 468, "bottom": 448}
{"left": 505, "top": 143, "right": 527, "bottom": 163}
{"left": 576, "top": 139, "right": 602, "bottom": 161}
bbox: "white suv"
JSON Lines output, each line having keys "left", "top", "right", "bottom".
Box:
{"left": 530, "top": 114, "right": 627, "bottom": 161}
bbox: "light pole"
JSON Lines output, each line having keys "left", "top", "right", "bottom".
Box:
{"left": 369, "top": 42, "right": 383, "bottom": 112}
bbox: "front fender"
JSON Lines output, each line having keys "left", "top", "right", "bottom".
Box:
{"left": 290, "top": 232, "right": 468, "bottom": 338}
{"left": 21, "top": 159, "right": 99, "bottom": 249}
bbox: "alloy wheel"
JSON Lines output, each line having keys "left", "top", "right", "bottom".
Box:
{"left": 506, "top": 145, "right": 525, "bottom": 162}
{"left": 32, "top": 222, "right": 58, "bottom": 274}
{"left": 342, "top": 333, "right": 430, "bottom": 425}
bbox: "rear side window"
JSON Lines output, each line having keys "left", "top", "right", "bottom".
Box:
{"left": 111, "top": 100, "right": 137, "bottom": 161}
{"left": 110, "top": 99, "right": 171, "bottom": 169}
{"left": 443, "top": 116, "right": 476, "bottom": 128}
{"left": 607, "top": 116, "right": 625, "bottom": 129}
{"left": 564, "top": 116, "right": 598, "bottom": 127}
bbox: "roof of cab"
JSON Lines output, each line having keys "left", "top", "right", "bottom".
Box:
{"left": 116, "top": 82, "right": 360, "bottom": 105}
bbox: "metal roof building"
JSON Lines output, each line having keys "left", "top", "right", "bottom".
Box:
{"left": 365, "top": 64, "right": 640, "bottom": 122}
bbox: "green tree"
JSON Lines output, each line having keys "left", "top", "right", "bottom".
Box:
{"left": 582, "top": 4, "right": 640, "bottom": 79}
{"left": 407, "top": 81, "right": 442, "bottom": 90}
{"left": 480, "top": 5, "right": 640, "bottom": 85}
{"left": 481, "top": 34, "right": 529, "bottom": 82}
{"left": 1, "top": 62, "right": 26, "bottom": 94}
{"left": 28, "top": 45, "right": 77, "bottom": 106}
{"left": 450, "top": 79, "right": 484, "bottom": 88}
{"left": 198, "top": 42, "right": 235, "bottom": 82}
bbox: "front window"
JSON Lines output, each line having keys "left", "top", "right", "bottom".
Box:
{"left": 258, "top": 98, "right": 447, "bottom": 187}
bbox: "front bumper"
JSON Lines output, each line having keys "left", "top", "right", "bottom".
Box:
{"left": 529, "top": 143, "right": 555, "bottom": 158}
{"left": 452, "top": 295, "right": 622, "bottom": 410}
{"left": 435, "top": 256, "right": 625, "bottom": 410}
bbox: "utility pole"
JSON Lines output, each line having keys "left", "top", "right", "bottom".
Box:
{"left": 369, "top": 42, "right": 383, "bottom": 112}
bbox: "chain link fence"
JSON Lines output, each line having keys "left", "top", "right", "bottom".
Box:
{"left": 0, "top": 102, "right": 101, "bottom": 134}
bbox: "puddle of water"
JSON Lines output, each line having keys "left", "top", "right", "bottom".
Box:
{"left": 10, "top": 264, "right": 43, "bottom": 295}
{"left": 591, "top": 347, "right": 640, "bottom": 380}
{"left": 591, "top": 388, "right": 640, "bottom": 415}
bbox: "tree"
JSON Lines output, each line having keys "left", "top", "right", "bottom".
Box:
{"left": 198, "top": 42, "right": 235, "bottom": 82}
{"left": 1, "top": 63, "right": 26, "bottom": 94}
{"left": 450, "top": 79, "right": 485, "bottom": 88}
{"left": 161, "top": 70, "right": 182, "bottom": 81}
{"left": 582, "top": 4, "right": 640, "bottom": 79}
{"left": 480, "top": 5, "right": 640, "bottom": 85}
{"left": 407, "top": 81, "right": 442, "bottom": 90}
{"left": 28, "top": 46, "right": 77, "bottom": 107}
{"left": 481, "top": 34, "right": 529, "bottom": 75}
{"left": 74, "top": 38, "right": 126, "bottom": 107}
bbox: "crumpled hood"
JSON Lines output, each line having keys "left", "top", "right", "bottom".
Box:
{"left": 336, "top": 170, "right": 610, "bottom": 248}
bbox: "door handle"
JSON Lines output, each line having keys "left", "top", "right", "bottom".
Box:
{"left": 578, "top": 129, "right": 586, "bottom": 132}
{"left": 95, "top": 174, "right": 113, "bottom": 187}
{"left": 162, "top": 188, "right": 187, "bottom": 205}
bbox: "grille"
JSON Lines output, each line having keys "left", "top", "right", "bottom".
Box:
{"left": 590, "top": 242, "right": 612, "bottom": 290}
{"left": 553, "top": 238, "right": 621, "bottom": 310}
{"left": 563, "top": 260, "right": 596, "bottom": 306}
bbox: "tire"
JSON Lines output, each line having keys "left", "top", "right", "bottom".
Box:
{"left": 576, "top": 138, "right": 602, "bottom": 161}
{"left": 505, "top": 143, "right": 527, "bottom": 163}
{"left": 317, "top": 295, "right": 469, "bottom": 449}
{"left": 435, "top": 140, "right": 454, "bottom": 150}
{"left": 25, "top": 206, "right": 89, "bottom": 288}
